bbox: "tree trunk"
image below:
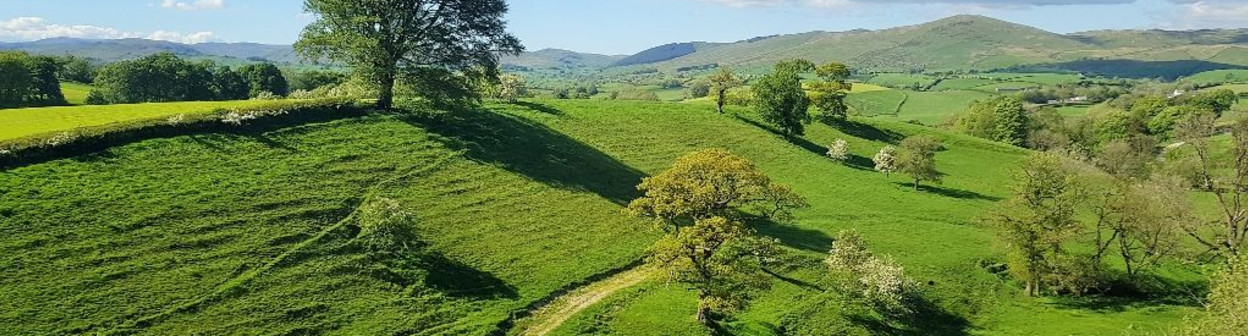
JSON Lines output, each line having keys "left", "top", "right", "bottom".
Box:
{"left": 377, "top": 71, "right": 396, "bottom": 109}
{"left": 715, "top": 89, "right": 726, "bottom": 114}
{"left": 696, "top": 291, "right": 714, "bottom": 326}
{"left": 914, "top": 179, "right": 921, "bottom": 191}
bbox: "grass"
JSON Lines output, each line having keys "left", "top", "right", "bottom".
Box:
{"left": 932, "top": 78, "right": 999, "bottom": 91}
{"left": 865, "top": 73, "right": 939, "bottom": 89}
{"left": 1183, "top": 69, "right": 1248, "bottom": 86}
{"left": 0, "top": 100, "right": 295, "bottom": 142}
{"left": 847, "top": 89, "right": 908, "bottom": 117}
{"left": 0, "top": 98, "right": 1204, "bottom": 335}
{"left": 60, "top": 82, "right": 95, "bottom": 105}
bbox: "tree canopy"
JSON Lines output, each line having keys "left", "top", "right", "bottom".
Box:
{"left": 753, "top": 61, "right": 811, "bottom": 136}
{"left": 296, "top": 0, "right": 523, "bottom": 108}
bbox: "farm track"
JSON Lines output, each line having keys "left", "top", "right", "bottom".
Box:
{"left": 101, "top": 152, "right": 462, "bottom": 335}
{"left": 517, "top": 265, "right": 655, "bottom": 336}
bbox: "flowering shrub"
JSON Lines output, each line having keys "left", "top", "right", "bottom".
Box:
{"left": 43, "top": 132, "right": 78, "bottom": 148}
{"left": 827, "top": 139, "right": 850, "bottom": 161}
{"left": 873, "top": 145, "right": 897, "bottom": 176}
{"left": 825, "top": 230, "right": 914, "bottom": 315}
{"left": 166, "top": 114, "right": 186, "bottom": 125}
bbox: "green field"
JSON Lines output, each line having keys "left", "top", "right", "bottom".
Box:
{"left": 932, "top": 78, "right": 998, "bottom": 91}
{"left": 0, "top": 100, "right": 291, "bottom": 142}
{"left": 865, "top": 73, "right": 939, "bottom": 89}
{"left": 974, "top": 72, "right": 1083, "bottom": 85}
{"left": 847, "top": 89, "right": 907, "bottom": 117}
{"left": 1183, "top": 69, "right": 1248, "bottom": 86}
{"left": 0, "top": 99, "right": 1203, "bottom": 335}
{"left": 60, "top": 83, "right": 95, "bottom": 105}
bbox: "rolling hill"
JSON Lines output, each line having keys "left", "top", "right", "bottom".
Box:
{"left": 615, "top": 15, "right": 1248, "bottom": 77}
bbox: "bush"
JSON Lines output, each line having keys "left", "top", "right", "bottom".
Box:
{"left": 356, "top": 197, "right": 420, "bottom": 254}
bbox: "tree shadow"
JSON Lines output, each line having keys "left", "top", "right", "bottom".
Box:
{"left": 747, "top": 216, "right": 833, "bottom": 253}
{"left": 763, "top": 268, "right": 825, "bottom": 292}
{"left": 1050, "top": 272, "right": 1207, "bottom": 312}
{"left": 732, "top": 116, "right": 872, "bottom": 171}
{"left": 846, "top": 294, "right": 973, "bottom": 336}
{"left": 400, "top": 107, "right": 646, "bottom": 205}
{"left": 421, "top": 251, "right": 519, "bottom": 299}
{"left": 890, "top": 183, "right": 1000, "bottom": 201}
{"left": 826, "top": 119, "right": 905, "bottom": 144}
{"left": 1008, "top": 59, "right": 1246, "bottom": 80}
{"left": 505, "top": 101, "right": 566, "bottom": 117}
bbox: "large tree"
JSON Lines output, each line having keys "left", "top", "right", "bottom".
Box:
{"left": 238, "top": 63, "right": 289, "bottom": 97}
{"left": 753, "top": 60, "right": 812, "bottom": 136}
{"left": 0, "top": 52, "right": 32, "bottom": 108}
{"left": 649, "top": 216, "right": 779, "bottom": 326}
{"left": 896, "top": 135, "right": 942, "bottom": 191}
{"left": 809, "top": 62, "right": 852, "bottom": 122}
{"left": 993, "top": 153, "right": 1082, "bottom": 296}
{"left": 708, "top": 67, "right": 741, "bottom": 114}
{"left": 1175, "top": 115, "right": 1248, "bottom": 257}
{"left": 296, "top": 0, "right": 523, "bottom": 109}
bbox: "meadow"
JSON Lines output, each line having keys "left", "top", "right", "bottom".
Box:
{"left": 0, "top": 100, "right": 300, "bottom": 142}
{"left": 1183, "top": 69, "right": 1248, "bottom": 86}
{"left": 60, "top": 82, "right": 95, "bottom": 105}
{"left": 0, "top": 98, "right": 1205, "bottom": 335}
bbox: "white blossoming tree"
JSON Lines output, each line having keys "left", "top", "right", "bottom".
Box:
{"left": 825, "top": 230, "right": 913, "bottom": 315}
{"left": 873, "top": 146, "right": 897, "bottom": 177}
{"left": 827, "top": 139, "right": 850, "bottom": 161}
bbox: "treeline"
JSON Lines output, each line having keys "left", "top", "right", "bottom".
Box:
{"left": 0, "top": 52, "right": 68, "bottom": 108}
{"left": 85, "top": 53, "right": 290, "bottom": 105}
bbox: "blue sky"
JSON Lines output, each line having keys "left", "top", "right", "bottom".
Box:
{"left": 1, "top": 0, "right": 1246, "bottom": 55}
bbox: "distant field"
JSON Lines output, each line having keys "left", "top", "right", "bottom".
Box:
{"left": 1207, "top": 83, "right": 1248, "bottom": 93}
{"left": 849, "top": 83, "right": 889, "bottom": 93}
{"left": 1056, "top": 105, "right": 1093, "bottom": 116}
{"left": 865, "top": 73, "right": 939, "bottom": 88}
{"left": 847, "top": 89, "right": 907, "bottom": 117}
{"left": 932, "top": 78, "right": 998, "bottom": 91}
{"left": 1184, "top": 69, "right": 1248, "bottom": 86}
{"left": 975, "top": 72, "right": 1083, "bottom": 85}
{"left": 0, "top": 100, "right": 286, "bottom": 141}
{"left": 972, "top": 81, "right": 1042, "bottom": 92}
{"left": 897, "top": 90, "right": 991, "bottom": 124}
{"left": 60, "top": 83, "right": 94, "bottom": 105}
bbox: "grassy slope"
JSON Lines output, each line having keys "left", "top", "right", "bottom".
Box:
{"left": 0, "top": 100, "right": 290, "bottom": 141}
{"left": 1183, "top": 69, "right": 1248, "bottom": 86}
{"left": 60, "top": 82, "right": 94, "bottom": 105}
{"left": 512, "top": 100, "right": 1197, "bottom": 336}
{"left": 0, "top": 107, "right": 660, "bottom": 335}
{"left": 0, "top": 99, "right": 1200, "bottom": 335}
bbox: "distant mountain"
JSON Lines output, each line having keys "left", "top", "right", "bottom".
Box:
{"left": 0, "top": 38, "right": 301, "bottom": 63}
{"left": 613, "top": 42, "right": 719, "bottom": 66}
{"left": 498, "top": 48, "right": 623, "bottom": 69}
{"left": 615, "top": 15, "right": 1248, "bottom": 75}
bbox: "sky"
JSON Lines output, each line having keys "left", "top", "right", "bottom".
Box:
{"left": 0, "top": 0, "right": 1246, "bottom": 55}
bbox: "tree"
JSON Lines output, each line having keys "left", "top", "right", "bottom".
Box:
{"left": 24, "top": 55, "right": 67, "bottom": 106}
{"left": 90, "top": 53, "right": 214, "bottom": 104}
{"left": 1089, "top": 177, "right": 1189, "bottom": 276}
{"left": 56, "top": 55, "right": 96, "bottom": 84}
{"left": 809, "top": 62, "right": 852, "bottom": 122}
{"left": 824, "top": 230, "right": 913, "bottom": 315}
{"left": 873, "top": 146, "right": 898, "bottom": 177}
{"left": 496, "top": 74, "right": 527, "bottom": 102}
{"left": 210, "top": 66, "right": 250, "bottom": 101}
{"left": 296, "top": 0, "right": 523, "bottom": 109}
{"left": 628, "top": 148, "right": 807, "bottom": 232}
{"left": 288, "top": 69, "right": 347, "bottom": 91}
{"left": 827, "top": 139, "right": 850, "bottom": 161}
{"left": 993, "top": 153, "right": 1083, "bottom": 296}
{"left": 896, "top": 136, "right": 942, "bottom": 191}
{"left": 753, "top": 60, "right": 811, "bottom": 136}
{"left": 1182, "top": 256, "right": 1248, "bottom": 336}
{"left": 708, "top": 67, "right": 742, "bottom": 114}
{"left": 686, "top": 80, "right": 711, "bottom": 99}
{"left": 956, "top": 96, "right": 1029, "bottom": 145}
{"left": 0, "top": 52, "right": 31, "bottom": 108}
{"left": 1175, "top": 116, "right": 1248, "bottom": 257}
{"left": 1149, "top": 105, "right": 1210, "bottom": 139}
{"left": 1183, "top": 89, "right": 1238, "bottom": 117}
{"left": 238, "top": 63, "right": 289, "bottom": 97}
{"left": 649, "top": 216, "right": 780, "bottom": 326}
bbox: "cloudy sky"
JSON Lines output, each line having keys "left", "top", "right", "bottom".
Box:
{"left": 0, "top": 0, "right": 1246, "bottom": 54}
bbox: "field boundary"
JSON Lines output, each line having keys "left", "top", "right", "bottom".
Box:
{"left": 0, "top": 99, "right": 365, "bottom": 169}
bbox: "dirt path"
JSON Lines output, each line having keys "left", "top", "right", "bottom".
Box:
{"left": 518, "top": 266, "right": 655, "bottom": 336}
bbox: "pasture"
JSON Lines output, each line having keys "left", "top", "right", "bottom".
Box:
{"left": 59, "top": 83, "right": 95, "bottom": 105}
{"left": 0, "top": 98, "right": 1204, "bottom": 335}
{"left": 1183, "top": 69, "right": 1248, "bottom": 86}
{"left": 0, "top": 100, "right": 297, "bottom": 142}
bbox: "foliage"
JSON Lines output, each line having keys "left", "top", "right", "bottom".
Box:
{"left": 287, "top": 69, "right": 347, "bottom": 92}
{"left": 1174, "top": 116, "right": 1248, "bottom": 257}
{"left": 296, "top": 0, "right": 523, "bottom": 108}
{"left": 809, "top": 62, "right": 853, "bottom": 122}
{"left": 648, "top": 216, "right": 780, "bottom": 325}
{"left": 628, "top": 148, "right": 807, "bottom": 231}
{"left": 210, "top": 66, "right": 250, "bottom": 101}
{"left": 897, "top": 135, "right": 942, "bottom": 190}
{"left": 54, "top": 55, "right": 96, "bottom": 84}
{"left": 873, "top": 145, "right": 898, "bottom": 177}
{"left": 0, "top": 52, "right": 67, "bottom": 108}
{"left": 1088, "top": 176, "right": 1190, "bottom": 276}
{"left": 356, "top": 197, "right": 420, "bottom": 254}
{"left": 1182, "top": 256, "right": 1248, "bottom": 336}
{"left": 238, "top": 63, "right": 290, "bottom": 97}
{"left": 753, "top": 61, "right": 812, "bottom": 136}
{"left": 89, "top": 53, "right": 254, "bottom": 104}
{"left": 956, "top": 96, "right": 1029, "bottom": 145}
{"left": 827, "top": 138, "right": 850, "bottom": 161}
{"left": 992, "top": 153, "right": 1083, "bottom": 296}
{"left": 496, "top": 74, "right": 528, "bottom": 102}
{"left": 825, "top": 230, "right": 915, "bottom": 315}
{"left": 1180, "top": 89, "right": 1238, "bottom": 117}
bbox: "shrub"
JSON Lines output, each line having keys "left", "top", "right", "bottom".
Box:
{"left": 827, "top": 139, "right": 850, "bottom": 161}
{"left": 825, "top": 230, "right": 915, "bottom": 315}
{"left": 356, "top": 197, "right": 420, "bottom": 254}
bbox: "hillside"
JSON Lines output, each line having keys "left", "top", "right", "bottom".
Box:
{"left": 0, "top": 99, "right": 1201, "bottom": 335}
{"left": 498, "top": 48, "right": 623, "bottom": 69}
{"left": 613, "top": 15, "right": 1248, "bottom": 75}
{"left": 0, "top": 38, "right": 301, "bottom": 63}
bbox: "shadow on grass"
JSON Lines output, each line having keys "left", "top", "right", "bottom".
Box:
{"left": 733, "top": 116, "right": 873, "bottom": 172}
{"left": 422, "top": 252, "right": 519, "bottom": 299}
{"left": 1050, "top": 272, "right": 1207, "bottom": 313}
{"left": 505, "top": 101, "right": 566, "bottom": 117}
{"left": 825, "top": 119, "right": 905, "bottom": 144}
{"left": 847, "top": 295, "right": 973, "bottom": 336}
{"left": 748, "top": 216, "right": 833, "bottom": 254}
{"left": 400, "top": 106, "right": 646, "bottom": 205}
{"left": 891, "top": 182, "right": 1000, "bottom": 201}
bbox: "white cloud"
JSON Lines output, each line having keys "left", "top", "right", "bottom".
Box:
{"left": 1170, "top": 1, "right": 1248, "bottom": 28}
{"left": 0, "top": 17, "right": 218, "bottom": 44}
{"left": 161, "top": 0, "right": 226, "bottom": 11}
{"left": 689, "top": 0, "right": 1132, "bottom": 8}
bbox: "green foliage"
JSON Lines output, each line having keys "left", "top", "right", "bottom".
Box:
{"left": 897, "top": 135, "right": 942, "bottom": 190}
{"left": 825, "top": 230, "right": 915, "bottom": 315}
{"left": 753, "top": 61, "right": 812, "bottom": 136}
{"left": 1182, "top": 257, "right": 1248, "bottom": 336}
{"left": 1182, "top": 89, "right": 1239, "bottom": 117}
{"left": 55, "top": 55, "right": 96, "bottom": 84}
{"left": 648, "top": 216, "right": 780, "bottom": 324}
{"left": 0, "top": 52, "right": 67, "bottom": 108}
{"left": 0, "top": 52, "right": 31, "bottom": 108}
{"left": 992, "top": 153, "right": 1082, "bottom": 296}
{"left": 356, "top": 197, "right": 420, "bottom": 254}
{"left": 209, "top": 66, "right": 250, "bottom": 101}
{"left": 238, "top": 63, "right": 289, "bottom": 97}
{"left": 287, "top": 70, "right": 347, "bottom": 92}
{"left": 810, "top": 62, "right": 853, "bottom": 122}
{"left": 296, "top": 0, "right": 523, "bottom": 108}
{"left": 628, "top": 148, "right": 807, "bottom": 230}
{"left": 956, "top": 96, "right": 1028, "bottom": 145}
{"left": 89, "top": 53, "right": 243, "bottom": 104}
{"left": 708, "top": 67, "right": 742, "bottom": 114}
